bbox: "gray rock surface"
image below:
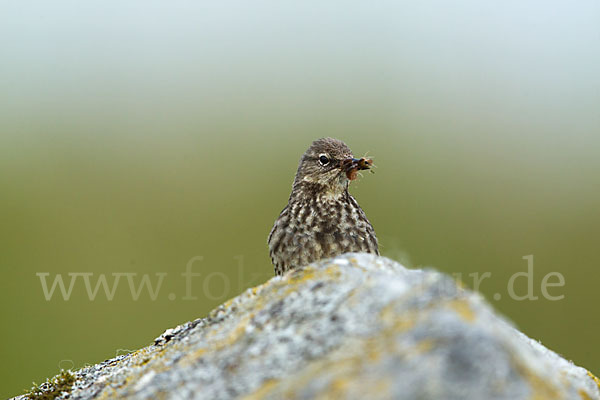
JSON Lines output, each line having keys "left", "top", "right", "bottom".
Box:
{"left": 18, "top": 254, "right": 600, "bottom": 400}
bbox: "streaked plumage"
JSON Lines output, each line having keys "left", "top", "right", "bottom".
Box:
{"left": 268, "top": 137, "right": 378, "bottom": 275}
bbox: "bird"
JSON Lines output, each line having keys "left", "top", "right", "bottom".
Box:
{"left": 268, "top": 137, "right": 379, "bottom": 275}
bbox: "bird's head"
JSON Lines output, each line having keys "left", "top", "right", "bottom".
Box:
{"left": 291, "top": 137, "right": 373, "bottom": 200}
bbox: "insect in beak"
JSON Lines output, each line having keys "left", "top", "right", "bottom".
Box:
{"left": 341, "top": 157, "right": 374, "bottom": 180}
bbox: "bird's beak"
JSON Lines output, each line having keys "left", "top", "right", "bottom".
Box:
{"left": 341, "top": 157, "right": 373, "bottom": 180}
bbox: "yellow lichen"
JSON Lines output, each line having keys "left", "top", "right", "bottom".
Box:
{"left": 286, "top": 269, "right": 316, "bottom": 285}
{"left": 221, "top": 317, "right": 252, "bottom": 348}
{"left": 588, "top": 371, "right": 600, "bottom": 391}
{"left": 324, "top": 378, "right": 351, "bottom": 397}
{"left": 414, "top": 338, "right": 434, "bottom": 354}
{"left": 446, "top": 299, "right": 476, "bottom": 322}
{"left": 223, "top": 298, "right": 235, "bottom": 309}
{"left": 281, "top": 264, "right": 343, "bottom": 296}
{"left": 453, "top": 277, "right": 466, "bottom": 290}
{"left": 379, "top": 303, "right": 417, "bottom": 333}
{"left": 365, "top": 340, "right": 381, "bottom": 362}
{"left": 324, "top": 264, "right": 342, "bottom": 278}
{"left": 242, "top": 379, "right": 278, "bottom": 400}
{"left": 96, "top": 387, "right": 118, "bottom": 400}
{"left": 511, "top": 359, "right": 561, "bottom": 400}
{"left": 187, "top": 347, "right": 207, "bottom": 360}
{"left": 526, "top": 372, "right": 561, "bottom": 400}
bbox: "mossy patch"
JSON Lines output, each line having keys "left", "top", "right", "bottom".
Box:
{"left": 23, "top": 369, "right": 76, "bottom": 400}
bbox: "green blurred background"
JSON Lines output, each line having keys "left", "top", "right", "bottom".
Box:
{"left": 1, "top": 1, "right": 599, "bottom": 397}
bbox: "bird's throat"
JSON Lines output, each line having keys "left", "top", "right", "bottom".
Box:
{"left": 291, "top": 178, "right": 348, "bottom": 202}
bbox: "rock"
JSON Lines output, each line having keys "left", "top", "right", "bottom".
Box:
{"left": 17, "top": 254, "right": 600, "bottom": 400}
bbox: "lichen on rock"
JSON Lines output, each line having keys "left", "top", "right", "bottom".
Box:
{"left": 23, "top": 370, "right": 76, "bottom": 400}
{"left": 12, "top": 254, "right": 600, "bottom": 400}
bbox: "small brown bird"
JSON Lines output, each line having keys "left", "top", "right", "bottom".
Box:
{"left": 268, "top": 137, "right": 379, "bottom": 275}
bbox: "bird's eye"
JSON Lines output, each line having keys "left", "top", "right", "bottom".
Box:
{"left": 318, "top": 154, "right": 330, "bottom": 166}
